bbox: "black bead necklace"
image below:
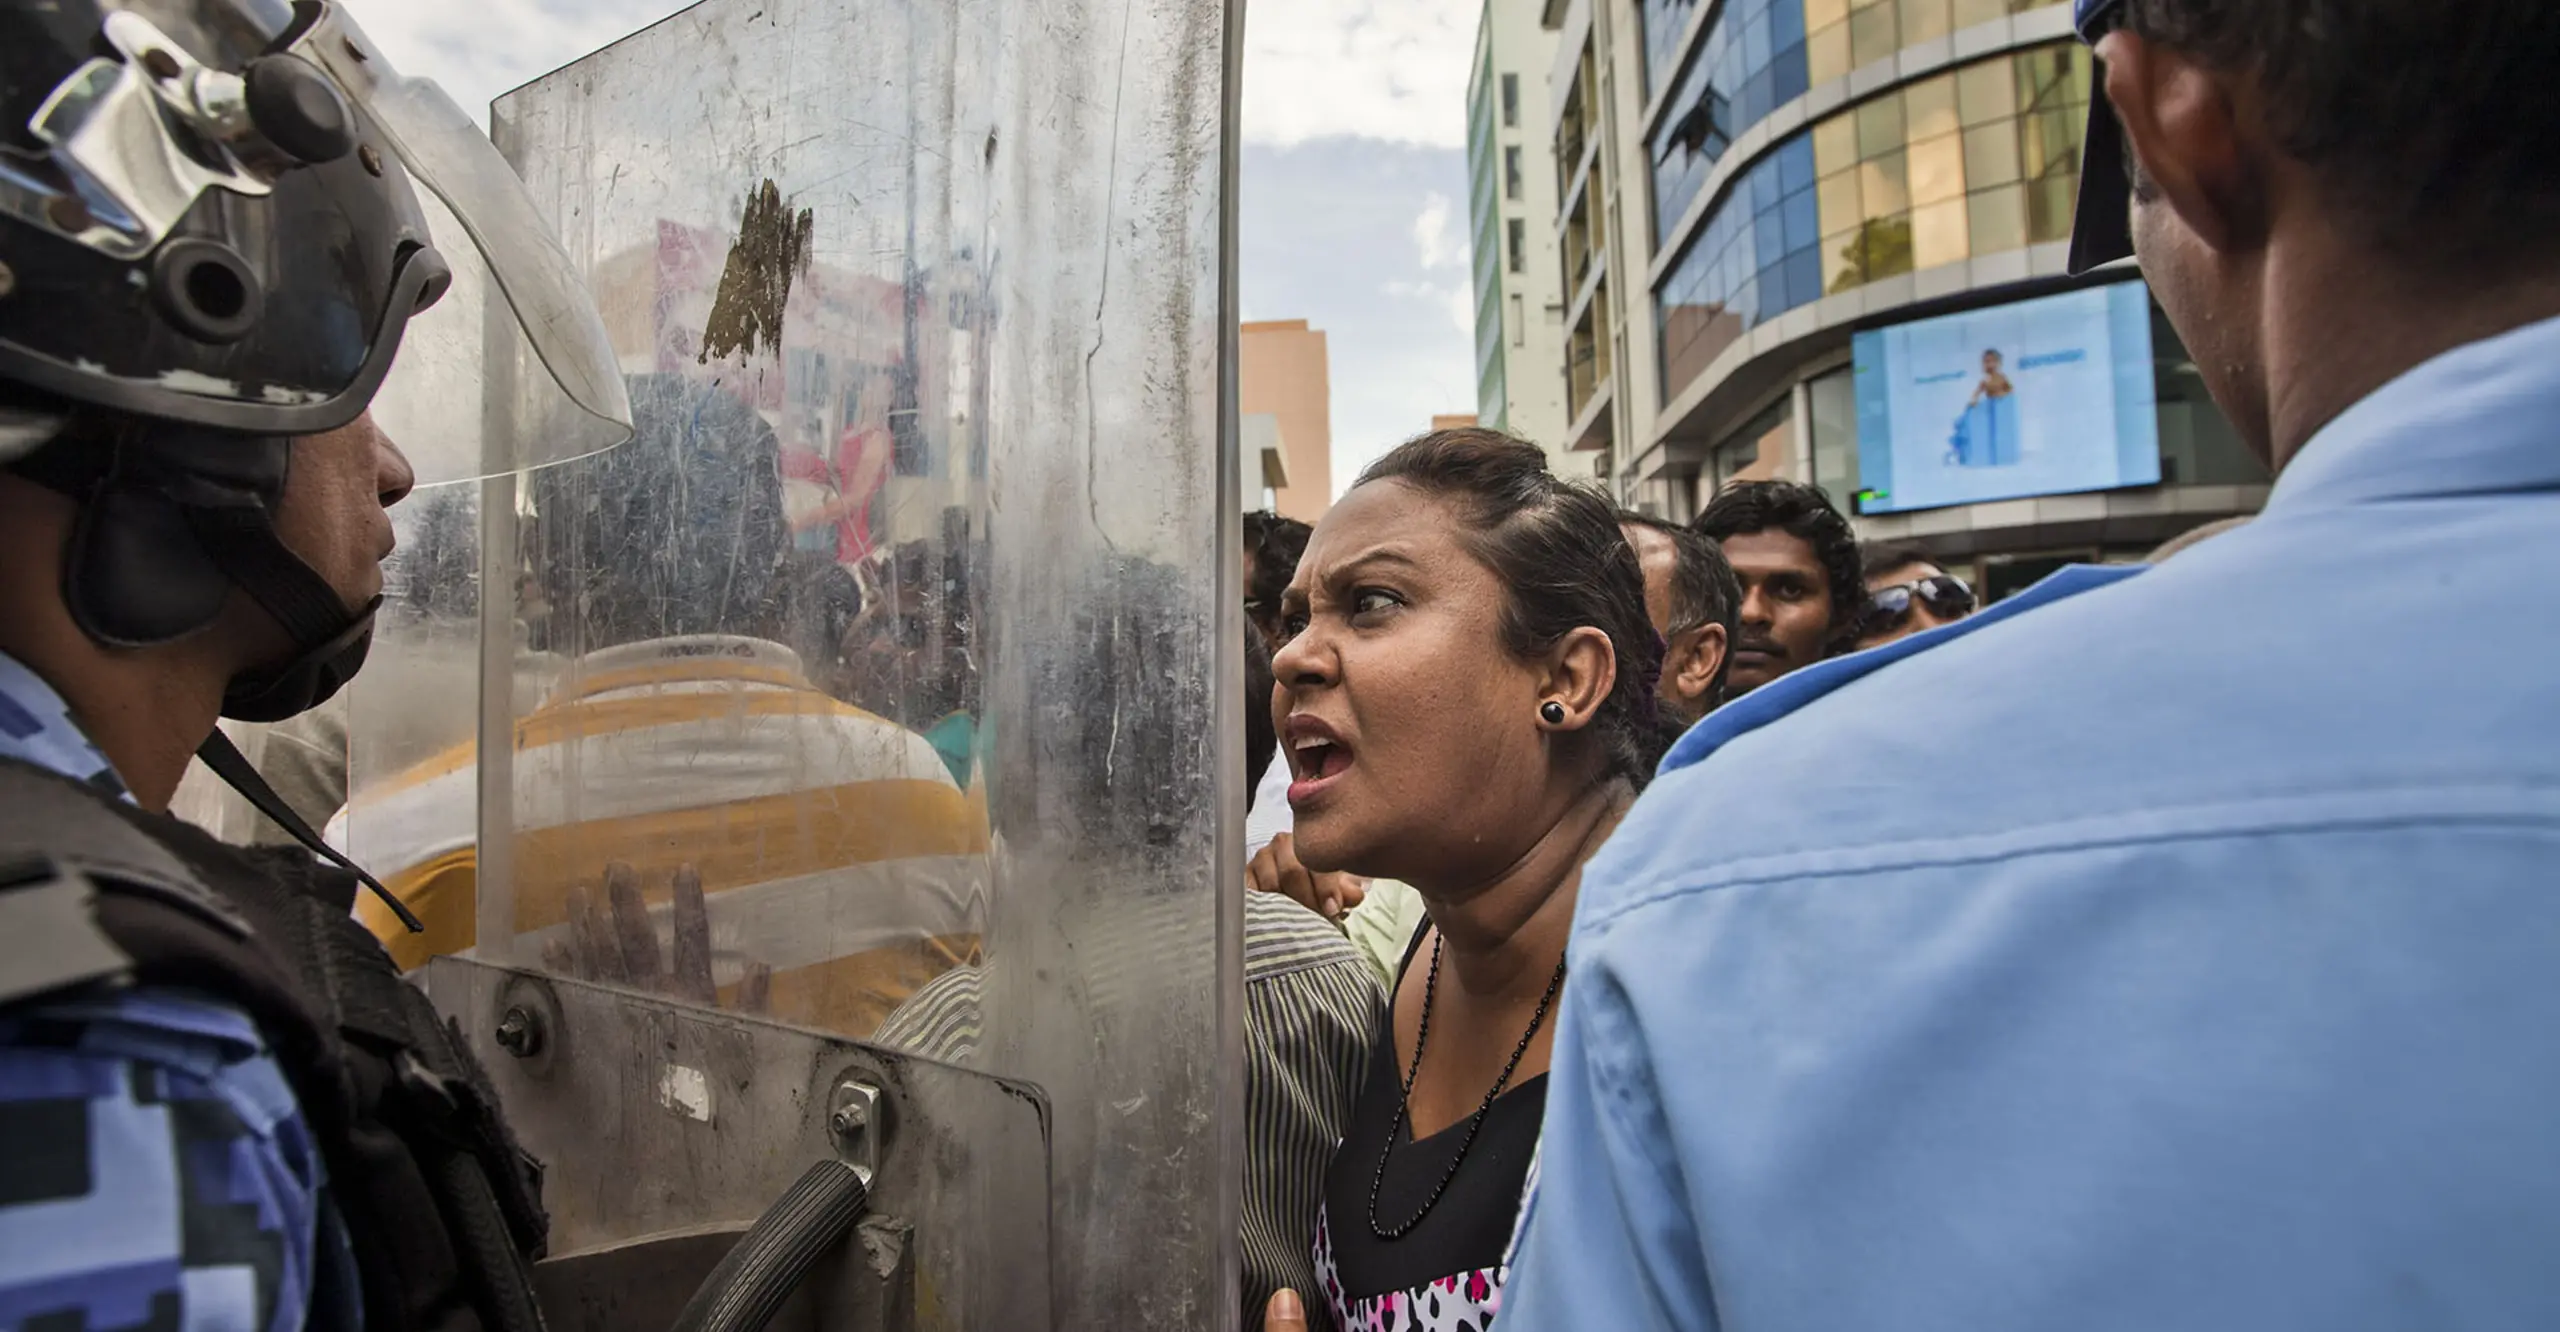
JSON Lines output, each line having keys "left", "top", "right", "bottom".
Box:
{"left": 1366, "top": 932, "right": 1570, "bottom": 1241}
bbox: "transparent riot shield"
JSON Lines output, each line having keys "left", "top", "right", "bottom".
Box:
{"left": 405, "top": 0, "right": 1244, "bottom": 1326}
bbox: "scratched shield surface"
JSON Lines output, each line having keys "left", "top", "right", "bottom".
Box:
{"left": 457, "top": 0, "right": 1245, "bottom": 1325}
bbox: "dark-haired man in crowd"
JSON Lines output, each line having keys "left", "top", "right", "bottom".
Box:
{"left": 1619, "top": 512, "right": 1739, "bottom": 727}
{"left": 1504, "top": 0, "right": 2560, "bottom": 1326}
{"left": 1243, "top": 510, "right": 1313, "bottom": 648}
{"left": 1691, "top": 480, "right": 1863, "bottom": 696}
{"left": 1854, "top": 542, "right": 1977, "bottom": 651}
{"left": 1243, "top": 511, "right": 1315, "bottom": 860}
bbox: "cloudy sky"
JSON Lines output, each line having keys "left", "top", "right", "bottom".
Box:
{"left": 342, "top": 0, "right": 1479, "bottom": 497}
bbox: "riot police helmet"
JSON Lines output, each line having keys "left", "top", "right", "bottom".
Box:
{"left": 0, "top": 0, "right": 632, "bottom": 722}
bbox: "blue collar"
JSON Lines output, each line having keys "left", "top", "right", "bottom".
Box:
{"left": 1661, "top": 563, "right": 2147, "bottom": 774}
{"left": 0, "top": 650, "right": 130, "bottom": 799}
{"left": 2264, "top": 310, "right": 2560, "bottom": 514}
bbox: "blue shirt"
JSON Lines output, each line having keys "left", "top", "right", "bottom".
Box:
{"left": 0, "top": 652, "right": 353, "bottom": 1332}
{"left": 1501, "top": 312, "right": 2560, "bottom": 1332}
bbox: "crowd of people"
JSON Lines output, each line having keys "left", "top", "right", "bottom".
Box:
{"left": 6, "top": 0, "right": 2559, "bottom": 1330}
{"left": 1232, "top": 446, "right": 2000, "bottom": 1329}
{"left": 1239, "top": 0, "right": 2560, "bottom": 1328}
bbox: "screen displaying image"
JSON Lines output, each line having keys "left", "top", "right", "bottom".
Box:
{"left": 1850, "top": 283, "right": 2161, "bottom": 515}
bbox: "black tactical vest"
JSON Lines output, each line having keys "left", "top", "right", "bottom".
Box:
{"left": 0, "top": 758, "right": 549, "bottom": 1332}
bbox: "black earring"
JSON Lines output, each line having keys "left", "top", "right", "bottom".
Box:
{"left": 1539, "top": 700, "right": 1567, "bottom": 725}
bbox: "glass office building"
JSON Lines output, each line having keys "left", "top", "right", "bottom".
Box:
{"left": 1547, "top": 0, "right": 2267, "bottom": 586}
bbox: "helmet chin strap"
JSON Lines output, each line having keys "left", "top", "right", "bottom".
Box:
{"left": 26, "top": 420, "right": 379, "bottom": 718}
{"left": 14, "top": 418, "right": 416, "bottom": 927}
{"left": 194, "top": 724, "right": 423, "bottom": 932}
{"left": 219, "top": 605, "right": 377, "bottom": 723}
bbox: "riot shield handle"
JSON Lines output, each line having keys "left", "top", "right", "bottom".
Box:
{"left": 667, "top": 1158, "right": 872, "bottom": 1332}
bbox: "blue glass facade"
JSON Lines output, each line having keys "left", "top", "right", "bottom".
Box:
{"left": 1638, "top": 0, "right": 1702, "bottom": 98}
{"left": 1653, "top": 40, "right": 2090, "bottom": 405}
{"left": 1655, "top": 134, "right": 1820, "bottom": 397}
{"left": 1648, "top": 0, "right": 1811, "bottom": 242}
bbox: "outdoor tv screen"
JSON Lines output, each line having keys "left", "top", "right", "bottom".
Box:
{"left": 1850, "top": 283, "right": 2161, "bottom": 515}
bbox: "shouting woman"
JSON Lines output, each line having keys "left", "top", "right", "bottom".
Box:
{"left": 1264, "top": 428, "right": 1664, "bottom": 1331}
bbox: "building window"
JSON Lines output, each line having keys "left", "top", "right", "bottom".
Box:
{"left": 1556, "top": 57, "right": 1591, "bottom": 185}
{"left": 1637, "top": 0, "right": 1704, "bottom": 98}
{"left": 1648, "top": 1, "right": 2070, "bottom": 249}
{"left": 1806, "top": 365, "right": 1859, "bottom": 493}
{"left": 1808, "top": 0, "right": 2062, "bottom": 86}
{"left": 1564, "top": 191, "right": 1593, "bottom": 290}
{"left": 1507, "top": 217, "right": 1527, "bottom": 274}
{"left": 1813, "top": 42, "right": 2089, "bottom": 291}
{"left": 1511, "top": 293, "right": 1526, "bottom": 346}
{"left": 1653, "top": 41, "right": 2090, "bottom": 404}
{"left": 1568, "top": 279, "right": 1614, "bottom": 421}
{"left": 1654, "top": 136, "right": 1821, "bottom": 400}
{"left": 1711, "top": 397, "right": 1794, "bottom": 491}
{"left": 1505, "top": 146, "right": 1524, "bottom": 201}
{"left": 1501, "top": 73, "right": 1520, "bottom": 127}
{"left": 1648, "top": 56, "right": 1736, "bottom": 242}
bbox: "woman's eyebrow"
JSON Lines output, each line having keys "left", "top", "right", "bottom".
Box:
{"left": 1282, "top": 546, "right": 1424, "bottom": 610}
{"left": 1327, "top": 547, "right": 1424, "bottom": 579}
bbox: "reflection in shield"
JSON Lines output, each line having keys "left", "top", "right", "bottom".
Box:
{"left": 366, "top": 0, "right": 1244, "bottom": 1326}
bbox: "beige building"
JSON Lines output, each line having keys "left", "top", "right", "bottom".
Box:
{"left": 1240, "top": 318, "right": 1335, "bottom": 521}
{"left": 1240, "top": 412, "right": 1291, "bottom": 511}
{"left": 1467, "top": 0, "right": 1577, "bottom": 477}
{"left": 1431, "top": 413, "right": 1481, "bottom": 432}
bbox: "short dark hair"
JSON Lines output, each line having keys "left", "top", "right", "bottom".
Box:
{"left": 1244, "top": 619, "right": 1277, "bottom": 808}
{"left": 1693, "top": 480, "right": 1865, "bottom": 649}
{"left": 1242, "top": 510, "right": 1312, "bottom": 622}
{"left": 1356, "top": 428, "right": 1666, "bottom": 788}
{"left": 1619, "top": 511, "right": 1740, "bottom": 641}
{"left": 1859, "top": 540, "right": 1942, "bottom": 583}
{"left": 2114, "top": 0, "right": 2560, "bottom": 274}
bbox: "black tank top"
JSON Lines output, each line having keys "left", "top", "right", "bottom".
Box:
{"left": 1312, "top": 925, "right": 1546, "bottom": 1331}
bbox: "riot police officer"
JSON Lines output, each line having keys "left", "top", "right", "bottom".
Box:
{"left": 0, "top": 3, "right": 630, "bottom": 1329}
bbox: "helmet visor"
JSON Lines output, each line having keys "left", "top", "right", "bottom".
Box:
{"left": 293, "top": 4, "right": 633, "bottom": 483}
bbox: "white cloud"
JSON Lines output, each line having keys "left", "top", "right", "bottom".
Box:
{"left": 1383, "top": 279, "right": 1478, "bottom": 337}
{"left": 1412, "top": 192, "right": 1466, "bottom": 270}
{"left": 339, "top": 0, "right": 688, "bottom": 127}
{"left": 1243, "top": 0, "right": 1480, "bottom": 149}
{"left": 354, "top": 0, "right": 1483, "bottom": 149}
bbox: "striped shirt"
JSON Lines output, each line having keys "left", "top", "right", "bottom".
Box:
{"left": 330, "top": 635, "right": 989, "bottom": 1039}
{"left": 876, "top": 891, "right": 1385, "bottom": 1332}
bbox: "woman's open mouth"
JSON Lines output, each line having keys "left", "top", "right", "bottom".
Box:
{"left": 1284, "top": 716, "right": 1355, "bottom": 808}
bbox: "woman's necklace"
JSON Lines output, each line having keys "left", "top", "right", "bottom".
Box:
{"left": 1366, "top": 932, "right": 1570, "bottom": 1241}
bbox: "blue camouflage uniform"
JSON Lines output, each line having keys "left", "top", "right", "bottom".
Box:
{"left": 0, "top": 651, "right": 356, "bottom": 1332}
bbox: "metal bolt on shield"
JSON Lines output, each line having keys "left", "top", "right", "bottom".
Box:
{"left": 495, "top": 1005, "right": 544, "bottom": 1058}
{"left": 828, "top": 1080, "right": 881, "bottom": 1183}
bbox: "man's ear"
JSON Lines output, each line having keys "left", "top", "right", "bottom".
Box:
{"left": 1669, "top": 621, "right": 1727, "bottom": 709}
{"left": 1541, "top": 626, "right": 1618, "bottom": 728}
{"left": 2096, "top": 29, "right": 2268, "bottom": 258}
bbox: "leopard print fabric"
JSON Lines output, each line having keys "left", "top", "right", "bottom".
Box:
{"left": 1313, "top": 1205, "right": 1506, "bottom": 1332}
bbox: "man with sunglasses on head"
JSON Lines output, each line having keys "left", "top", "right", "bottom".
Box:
{"left": 1503, "top": 0, "right": 2560, "bottom": 1328}
{"left": 1853, "top": 543, "right": 1977, "bottom": 651}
